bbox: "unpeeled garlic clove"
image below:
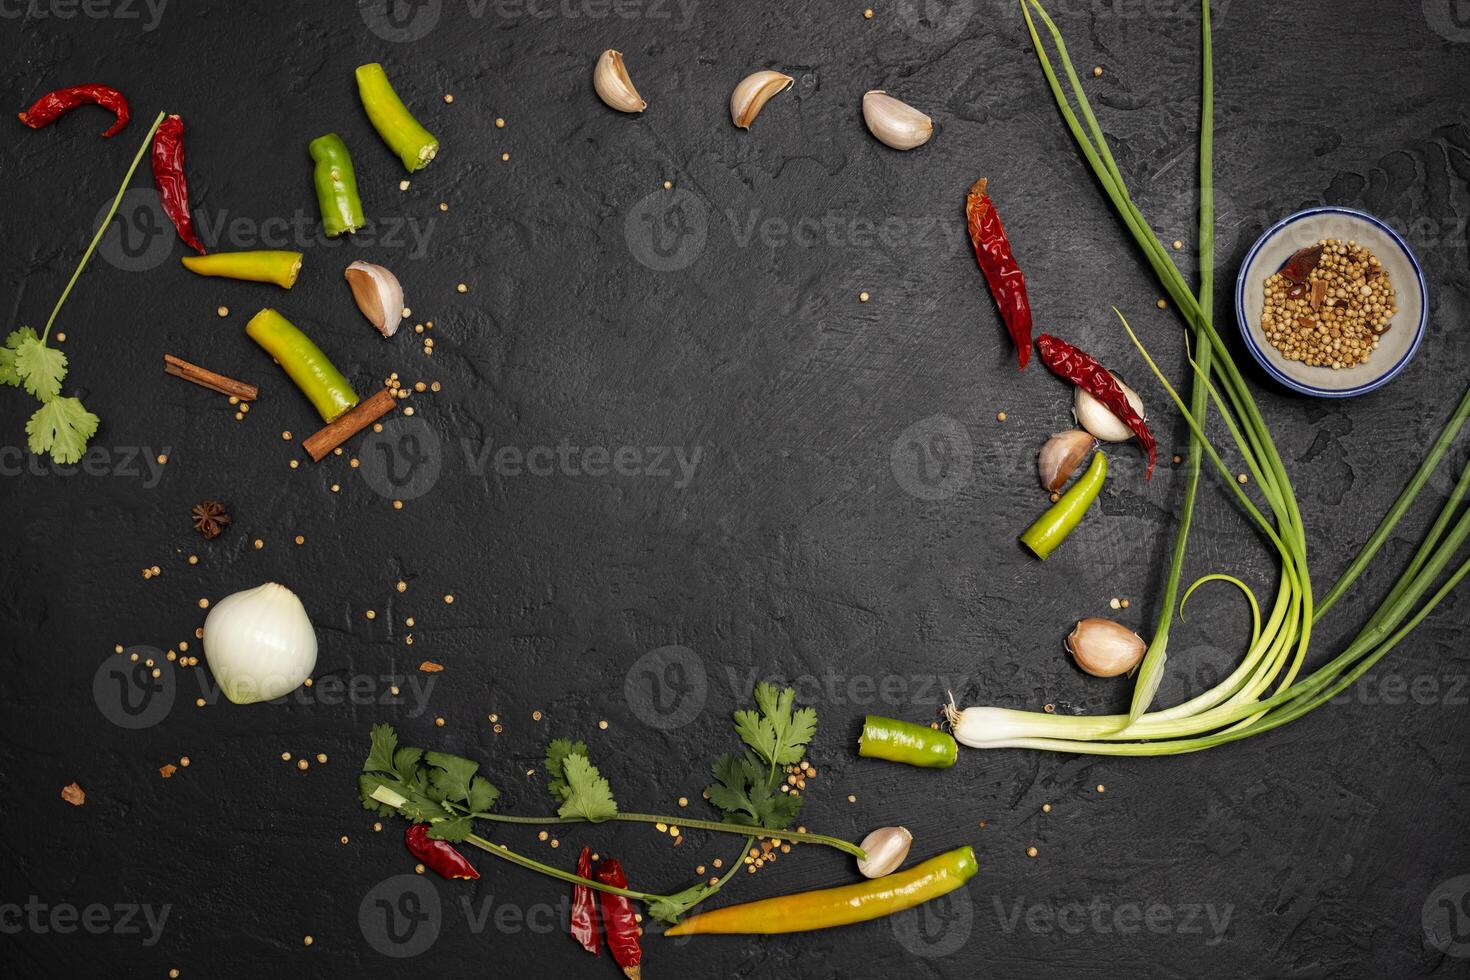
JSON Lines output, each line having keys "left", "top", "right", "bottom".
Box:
{"left": 1074, "top": 372, "right": 1145, "bottom": 442}
{"left": 344, "top": 261, "right": 404, "bottom": 338}
{"left": 856, "top": 826, "right": 913, "bottom": 878}
{"left": 862, "top": 90, "right": 932, "bottom": 150}
{"left": 730, "top": 70, "right": 793, "bottom": 129}
{"left": 1067, "top": 618, "right": 1147, "bottom": 678}
{"left": 593, "top": 49, "right": 646, "bottom": 113}
{"left": 1038, "top": 430, "right": 1097, "bottom": 492}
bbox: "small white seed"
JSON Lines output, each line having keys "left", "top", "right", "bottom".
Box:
{"left": 730, "top": 70, "right": 793, "bottom": 129}
{"left": 593, "top": 49, "right": 646, "bottom": 113}
{"left": 862, "top": 90, "right": 932, "bottom": 150}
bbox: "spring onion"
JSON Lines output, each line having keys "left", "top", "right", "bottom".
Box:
{"left": 944, "top": 1, "right": 1470, "bottom": 756}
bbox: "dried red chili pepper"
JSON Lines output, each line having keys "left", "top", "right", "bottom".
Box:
{"left": 1279, "top": 244, "right": 1324, "bottom": 284}
{"left": 18, "top": 84, "right": 129, "bottom": 137}
{"left": 1036, "top": 333, "right": 1157, "bottom": 478}
{"left": 403, "top": 824, "right": 480, "bottom": 880}
{"left": 570, "top": 846, "right": 600, "bottom": 955}
{"left": 151, "top": 114, "right": 205, "bottom": 254}
{"left": 594, "top": 858, "right": 642, "bottom": 980}
{"left": 966, "top": 177, "right": 1033, "bottom": 369}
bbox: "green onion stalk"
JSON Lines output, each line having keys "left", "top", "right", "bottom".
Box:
{"left": 944, "top": 0, "right": 1470, "bottom": 755}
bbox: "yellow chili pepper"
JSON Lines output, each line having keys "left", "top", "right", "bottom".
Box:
{"left": 181, "top": 250, "right": 303, "bottom": 289}
{"left": 664, "top": 845, "right": 977, "bottom": 935}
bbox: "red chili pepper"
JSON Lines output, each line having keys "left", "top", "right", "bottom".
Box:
{"left": 1036, "top": 333, "right": 1157, "bottom": 478}
{"left": 403, "top": 824, "right": 480, "bottom": 880}
{"left": 151, "top": 114, "right": 205, "bottom": 254}
{"left": 966, "top": 177, "right": 1033, "bottom": 369}
{"left": 18, "top": 84, "right": 129, "bottom": 137}
{"left": 594, "top": 858, "right": 642, "bottom": 980}
{"left": 570, "top": 846, "right": 600, "bottom": 955}
{"left": 1279, "top": 244, "right": 1324, "bottom": 284}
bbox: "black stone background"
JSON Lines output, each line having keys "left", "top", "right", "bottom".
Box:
{"left": 3, "top": 0, "right": 1470, "bottom": 976}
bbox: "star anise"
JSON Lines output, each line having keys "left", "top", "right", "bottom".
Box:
{"left": 191, "top": 500, "right": 230, "bottom": 539}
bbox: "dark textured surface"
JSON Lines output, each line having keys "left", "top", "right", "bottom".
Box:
{"left": 3, "top": 1, "right": 1470, "bottom": 976}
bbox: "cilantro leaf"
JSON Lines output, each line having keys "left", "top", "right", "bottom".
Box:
{"left": 556, "top": 753, "right": 618, "bottom": 822}
{"left": 14, "top": 335, "right": 66, "bottom": 401}
{"left": 647, "top": 883, "right": 714, "bottom": 926}
{"left": 0, "top": 327, "right": 38, "bottom": 387}
{"left": 544, "top": 737, "right": 589, "bottom": 804}
{"left": 358, "top": 773, "right": 445, "bottom": 824}
{"left": 425, "top": 816, "right": 473, "bottom": 843}
{"left": 364, "top": 723, "right": 399, "bottom": 774}
{"left": 424, "top": 750, "right": 479, "bottom": 805}
{"left": 467, "top": 775, "right": 500, "bottom": 814}
{"left": 733, "top": 682, "right": 817, "bottom": 767}
{"left": 705, "top": 752, "right": 802, "bottom": 830}
{"left": 26, "top": 396, "right": 98, "bottom": 465}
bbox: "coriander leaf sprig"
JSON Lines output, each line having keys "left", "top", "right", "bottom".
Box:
{"left": 3, "top": 111, "right": 164, "bottom": 463}
{"left": 357, "top": 684, "right": 865, "bottom": 925}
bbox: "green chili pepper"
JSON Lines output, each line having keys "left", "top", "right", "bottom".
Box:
{"left": 309, "top": 133, "right": 365, "bottom": 237}
{"left": 665, "top": 846, "right": 978, "bottom": 935}
{"left": 858, "top": 715, "right": 957, "bottom": 768}
{"left": 181, "top": 251, "right": 302, "bottom": 289}
{"left": 1020, "top": 450, "right": 1107, "bottom": 559}
{"left": 356, "top": 63, "right": 439, "bottom": 173}
{"left": 245, "top": 308, "right": 358, "bottom": 422}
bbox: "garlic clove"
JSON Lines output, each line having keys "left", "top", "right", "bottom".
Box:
{"left": 344, "top": 261, "right": 404, "bottom": 338}
{"left": 1038, "top": 430, "right": 1097, "bottom": 492}
{"left": 1074, "top": 373, "right": 1145, "bottom": 442}
{"left": 862, "top": 90, "right": 933, "bottom": 150}
{"left": 856, "top": 826, "right": 913, "bottom": 878}
{"left": 202, "top": 582, "right": 318, "bottom": 704}
{"left": 1066, "top": 618, "right": 1147, "bottom": 678}
{"left": 730, "top": 70, "right": 793, "bottom": 129}
{"left": 593, "top": 49, "right": 646, "bottom": 113}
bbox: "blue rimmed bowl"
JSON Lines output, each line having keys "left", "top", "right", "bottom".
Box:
{"left": 1235, "top": 207, "right": 1427, "bottom": 398}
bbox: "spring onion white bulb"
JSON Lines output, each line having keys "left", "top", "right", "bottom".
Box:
{"left": 202, "top": 582, "right": 318, "bottom": 704}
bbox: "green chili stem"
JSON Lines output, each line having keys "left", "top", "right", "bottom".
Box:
{"left": 42, "top": 111, "right": 165, "bottom": 343}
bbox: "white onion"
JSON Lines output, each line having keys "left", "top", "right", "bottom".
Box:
{"left": 1074, "top": 372, "right": 1144, "bottom": 442}
{"left": 203, "top": 582, "right": 318, "bottom": 704}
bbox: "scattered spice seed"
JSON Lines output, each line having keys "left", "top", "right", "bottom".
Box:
{"left": 435, "top": 717, "right": 446, "bottom": 727}
{"left": 55, "top": 332, "right": 65, "bottom": 342}
{"left": 61, "top": 782, "right": 85, "bottom": 806}
{"left": 501, "top": 152, "right": 509, "bottom": 161}
{"left": 397, "top": 581, "right": 407, "bottom": 592}
{"left": 1109, "top": 597, "right": 1121, "bottom": 610}
{"left": 297, "top": 759, "right": 309, "bottom": 771}
{"left": 1026, "top": 846, "right": 1038, "bottom": 857}
{"left": 495, "top": 117, "right": 505, "bottom": 128}
{"left": 443, "top": 93, "right": 454, "bottom": 103}
{"left": 444, "top": 594, "right": 454, "bottom": 604}
{"left": 341, "top": 835, "right": 350, "bottom": 844}
{"left": 1156, "top": 298, "right": 1167, "bottom": 309}
{"left": 295, "top": 535, "right": 305, "bottom": 545}
{"left": 859, "top": 291, "right": 870, "bottom": 302}
{"left": 1172, "top": 240, "right": 1184, "bottom": 250}
{"left": 399, "top": 179, "right": 410, "bottom": 191}
{"left": 217, "top": 306, "right": 229, "bottom": 317}
{"left": 996, "top": 411, "right": 1007, "bottom": 422}
{"left": 456, "top": 283, "right": 467, "bottom": 293}
{"left": 598, "top": 720, "right": 609, "bottom": 730}
{"left": 198, "top": 598, "right": 209, "bottom": 609}
{"left": 1237, "top": 473, "right": 1249, "bottom": 484}
{"left": 1042, "top": 803, "right": 1052, "bottom": 813}
{"left": 1092, "top": 65, "right": 1103, "bottom": 76}
{"left": 366, "top": 610, "right": 376, "bottom": 620}
{"left": 303, "top": 936, "right": 313, "bottom": 947}
{"left": 196, "top": 698, "right": 205, "bottom": 707}
{"left": 253, "top": 538, "right": 264, "bottom": 550}
{"left": 1096, "top": 784, "right": 1106, "bottom": 793}
{"left": 317, "top": 753, "right": 328, "bottom": 764}
{"left": 180, "top": 756, "right": 191, "bottom": 767}
{"left": 864, "top": 7, "right": 873, "bottom": 17}
{"left": 532, "top": 710, "right": 543, "bottom": 721}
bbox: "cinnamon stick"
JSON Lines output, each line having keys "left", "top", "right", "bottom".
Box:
{"left": 164, "top": 354, "right": 258, "bottom": 401}
{"left": 303, "top": 387, "right": 397, "bottom": 462}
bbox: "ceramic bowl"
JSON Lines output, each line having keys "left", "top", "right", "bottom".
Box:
{"left": 1234, "top": 207, "right": 1426, "bottom": 398}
